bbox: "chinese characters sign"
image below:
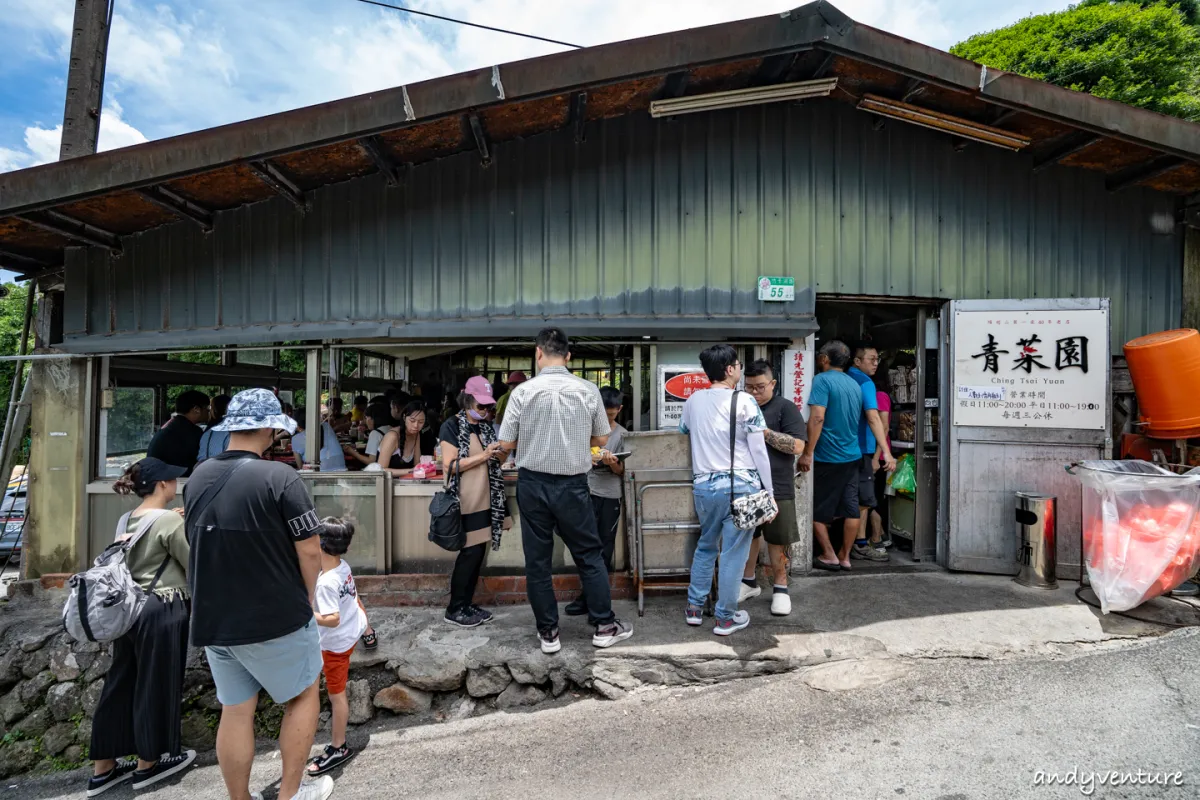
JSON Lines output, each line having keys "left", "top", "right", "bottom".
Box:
{"left": 782, "top": 339, "right": 814, "bottom": 422}
{"left": 953, "top": 309, "right": 1108, "bottom": 430}
{"left": 658, "top": 366, "right": 711, "bottom": 429}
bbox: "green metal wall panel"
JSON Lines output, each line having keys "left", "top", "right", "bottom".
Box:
{"left": 63, "top": 100, "right": 1180, "bottom": 349}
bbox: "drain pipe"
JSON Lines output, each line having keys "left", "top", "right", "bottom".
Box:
{"left": 0, "top": 284, "right": 36, "bottom": 475}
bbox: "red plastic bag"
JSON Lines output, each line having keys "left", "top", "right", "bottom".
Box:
{"left": 1075, "top": 462, "right": 1200, "bottom": 613}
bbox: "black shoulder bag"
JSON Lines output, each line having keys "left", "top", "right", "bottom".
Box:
{"left": 728, "top": 390, "right": 777, "bottom": 530}
{"left": 185, "top": 458, "right": 252, "bottom": 542}
{"left": 428, "top": 457, "right": 466, "bottom": 552}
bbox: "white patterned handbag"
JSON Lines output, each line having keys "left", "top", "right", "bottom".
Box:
{"left": 728, "top": 390, "right": 778, "bottom": 530}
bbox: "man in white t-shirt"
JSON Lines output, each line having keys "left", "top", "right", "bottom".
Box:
{"left": 309, "top": 518, "right": 367, "bottom": 777}
{"left": 679, "top": 344, "right": 775, "bottom": 637}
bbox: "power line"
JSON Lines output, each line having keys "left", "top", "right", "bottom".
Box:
{"left": 349, "top": 0, "right": 583, "bottom": 49}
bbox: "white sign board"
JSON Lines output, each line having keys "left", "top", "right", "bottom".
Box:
{"left": 781, "top": 338, "right": 815, "bottom": 422}
{"left": 658, "top": 365, "right": 712, "bottom": 430}
{"left": 953, "top": 308, "right": 1108, "bottom": 429}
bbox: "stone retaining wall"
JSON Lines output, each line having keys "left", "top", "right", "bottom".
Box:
{"left": 0, "top": 580, "right": 628, "bottom": 780}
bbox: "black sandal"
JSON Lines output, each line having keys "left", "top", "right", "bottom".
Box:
{"left": 361, "top": 630, "right": 378, "bottom": 650}
{"left": 812, "top": 559, "right": 841, "bottom": 572}
{"left": 307, "top": 744, "right": 355, "bottom": 776}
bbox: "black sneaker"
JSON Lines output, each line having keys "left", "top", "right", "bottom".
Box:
{"left": 87, "top": 760, "right": 138, "bottom": 797}
{"left": 467, "top": 604, "right": 494, "bottom": 623}
{"left": 444, "top": 607, "right": 487, "bottom": 628}
{"left": 593, "top": 618, "right": 633, "bottom": 648}
{"left": 539, "top": 626, "right": 561, "bottom": 654}
{"left": 131, "top": 750, "right": 197, "bottom": 790}
{"left": 564, "top": 596, "right": 588, "bottom": 616}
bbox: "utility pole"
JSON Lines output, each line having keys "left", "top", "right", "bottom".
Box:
{"left": 59, "top": 0, "right": 113, "bottom": 159}
{"left": 16, "top": 2, "right": 114, "bottom": 578}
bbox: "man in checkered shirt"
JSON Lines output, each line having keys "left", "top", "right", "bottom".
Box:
{"left": 499, "top": 327, "right": 634, "bottom": 654}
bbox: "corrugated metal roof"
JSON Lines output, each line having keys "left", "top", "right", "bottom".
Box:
{"left": 62, "top": 101, "right": 1178, "bottom": 350}
{"left": 2, "top": 1, "right": 1199, "bottom": 274}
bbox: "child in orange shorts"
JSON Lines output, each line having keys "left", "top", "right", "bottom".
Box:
{"left": 308, "top": 517, "right": 368, "bottom": 776}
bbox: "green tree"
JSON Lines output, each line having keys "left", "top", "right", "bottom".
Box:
{"left": 952, "top": 1, "right": 1200, "bottom": 121}
{"left": 0, "top": 283, "right": 35, "bottom": 464}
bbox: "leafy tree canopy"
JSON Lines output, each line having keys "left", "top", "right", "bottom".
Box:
{"left": 951, "top": 1, "right": 1200, "bottom": 121}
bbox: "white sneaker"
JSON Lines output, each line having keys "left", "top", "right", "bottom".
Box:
{"left": 290, "top": 775, "right": 335, "bottom": 800}
{"left": 539, "top": 627, "right": 562, "bottom": 654}
{"left": 713, "top": 610, "right": 750, "bottom": 636}
{"left": 771, "top": 591, "right": 792, "bottom": 616}
{"left": 738, "top": 582, "right": 762, "bottom": 602}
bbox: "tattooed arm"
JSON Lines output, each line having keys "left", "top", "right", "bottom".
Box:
{"left": 763, "top": 428, "right": 805, "bottom": 456}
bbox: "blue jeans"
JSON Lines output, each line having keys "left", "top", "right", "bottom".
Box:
{"left": 688, "top": 476, "right": 757, "bottom": 622}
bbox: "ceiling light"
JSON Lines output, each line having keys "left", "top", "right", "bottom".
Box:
{"left": 650, "top": 78, "right": 839, "bottom": 118}
{"left": 856, "top": 94, "right": 1032, "bottom": 151}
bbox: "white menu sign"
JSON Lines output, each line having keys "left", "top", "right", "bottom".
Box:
{"left": 953, "top": 308, "right": 1108, "bottom": 429}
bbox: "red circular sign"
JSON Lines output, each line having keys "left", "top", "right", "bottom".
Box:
{"left": 664, "top": 372, "right": 711, "bottom": 400}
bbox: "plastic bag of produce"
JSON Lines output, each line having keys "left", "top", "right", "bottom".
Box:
{"left": 1073, "top": 460, "right": 1200, "bottom": 613}
{"left": 887, "top": 454, "right": 916, "bottom": 496}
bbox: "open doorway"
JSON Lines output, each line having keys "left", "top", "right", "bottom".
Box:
{"left": 814, "top": 296, "right": 945, "bottom": 573}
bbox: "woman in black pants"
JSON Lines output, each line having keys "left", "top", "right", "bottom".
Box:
{"left": 87, "top": 458, "right": 197, "bottom": 797}
{"left": 439, "top": 377, "right": 512, "bottom": 628}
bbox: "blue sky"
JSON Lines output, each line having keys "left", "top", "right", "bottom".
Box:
{"left": 0, "top": 0, "right": 1071, "bottom": 172}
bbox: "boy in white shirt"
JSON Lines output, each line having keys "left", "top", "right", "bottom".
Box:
{"left": 307, "top": 518, "right": 367, "bottom": 776}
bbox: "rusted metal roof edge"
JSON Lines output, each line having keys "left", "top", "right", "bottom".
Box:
{"left": 3, "top": 0, "right": 1200, "bottom": 219}
{"left": 825, "top": 18, "right": 1200, "bottom": 160}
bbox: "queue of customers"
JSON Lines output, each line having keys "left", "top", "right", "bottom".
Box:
{"left": 91, "top": 333, "right": 636, "bottom": 799}
{"left": 97, "top": 330, "right": 899, "bottom": 798}
{"left": 90, "top": 390, "right": 378, "bottom": 800}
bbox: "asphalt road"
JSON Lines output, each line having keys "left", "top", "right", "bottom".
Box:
{"left": 12, "top": 629, "right": 1200, "bottom": 800}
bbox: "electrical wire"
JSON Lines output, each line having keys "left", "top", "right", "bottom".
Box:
{"left": 349, "top": 0, "right": 583, "bottom": 49}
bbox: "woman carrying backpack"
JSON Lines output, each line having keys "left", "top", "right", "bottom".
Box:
{"left": 87, "top": 457, "right": 198, "bottom": 797}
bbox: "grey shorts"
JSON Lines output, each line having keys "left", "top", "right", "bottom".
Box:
{"left": 205, "top": 620, "right": 323, "bottom": 707}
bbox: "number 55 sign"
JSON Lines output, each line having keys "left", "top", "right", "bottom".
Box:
{"left": 757, "top": 276, "right": 795, "bottom": 302}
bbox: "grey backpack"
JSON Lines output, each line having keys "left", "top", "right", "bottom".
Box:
{"left": 62, "top": 509, "right": 171, "bottom": 643}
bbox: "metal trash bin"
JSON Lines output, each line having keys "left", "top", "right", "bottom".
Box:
{"left": 1014, "top": 492, "right": 1057, "bottom": 589}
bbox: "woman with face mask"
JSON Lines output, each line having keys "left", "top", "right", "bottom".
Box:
{"left": 374, "top": 401, "right": 437, "bottom": 476}
{"left": 437, "top": 377, "right": 512, "bottom": 628}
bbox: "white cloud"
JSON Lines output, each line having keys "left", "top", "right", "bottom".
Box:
{"left": 0, "top": 103, "right": 149, "bottom": 173}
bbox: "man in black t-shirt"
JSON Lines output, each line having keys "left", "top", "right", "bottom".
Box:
{"left": 184, "top": 389, "right": 332, "bottom": 800}
{"left": 147, "top": 390, "right": 210, "bottom": 474}
{"left": 740, "top": 361, "right": 807, "bottom": 617}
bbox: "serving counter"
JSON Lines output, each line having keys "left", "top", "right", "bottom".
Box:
{"left": 85, "top": 468, "right": 627, "bottom": 577}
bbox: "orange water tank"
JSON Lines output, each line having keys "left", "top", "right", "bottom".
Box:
{"left": 1124, "top": 328, "right": 1200, "bottom": 438}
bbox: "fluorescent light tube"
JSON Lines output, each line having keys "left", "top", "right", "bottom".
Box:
{"left": 857, "top": 94, "right": 1032, "bottom": 151}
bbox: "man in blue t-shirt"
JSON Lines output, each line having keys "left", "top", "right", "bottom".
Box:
{"left": 799, "top": 340, "right": 868, "bottom": 570}
{"left": 847, "top": 343, "right": 896, "bottom": 563}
